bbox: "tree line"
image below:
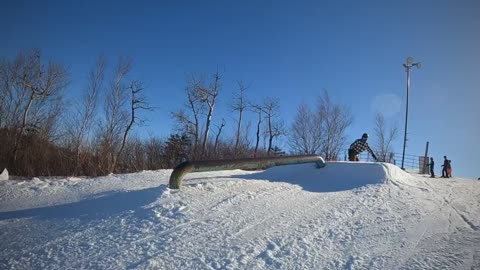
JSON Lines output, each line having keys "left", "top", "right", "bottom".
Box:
{"left": 0, "top": 50, "right": 397, "bottom": 177}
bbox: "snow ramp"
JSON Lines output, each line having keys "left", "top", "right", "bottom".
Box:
{"left": 235, "top": 161, "right": 412, "bottom": 192}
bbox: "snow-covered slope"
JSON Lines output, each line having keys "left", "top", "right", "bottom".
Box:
{"left": 1, "top": 162, "right": 479, "bottom": 269}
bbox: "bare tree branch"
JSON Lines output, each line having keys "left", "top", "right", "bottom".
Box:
{"left": 317, "top": 90, "right": 352, "bottom": 160}
{"left": 289, "top": 102, "right": 323, "bottom": 154}
{"left": 113, "top": 80, "right": 151, "bottom": 172}
{"left": 200, "top": 71, "right": 221, "bottom": 157}
{"left": 373, "top": 112, "right": 398, "bottom": 162}
{"left": 261, "top": 97, "right": 285, "bottom": 156}
{"left": 230, "top": 81, "right": 249, "bottom": 155}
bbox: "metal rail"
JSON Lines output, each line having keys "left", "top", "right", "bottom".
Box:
{"left": 169, "top": 155, "right": 326, "bottom": 189}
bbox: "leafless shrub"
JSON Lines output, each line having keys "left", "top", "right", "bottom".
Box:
{"left": 289, "top": 102, "right": 323, "bottom": 154}
{"left": 318, "top": 90, "right": 352, "bottom": 160}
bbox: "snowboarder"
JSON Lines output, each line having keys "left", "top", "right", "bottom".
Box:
{"left": 441, "top": 156, "right": 449, "bottom": 178}
{"left": 348, "top": 133, "right": 377, "bottom": 162}
{"left": 428, "top": 157, "right": 435, "bottom": 178}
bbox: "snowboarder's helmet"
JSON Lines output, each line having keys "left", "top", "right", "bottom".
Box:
{"left": 362, "top": 133, "right": 369, "bottom": 139}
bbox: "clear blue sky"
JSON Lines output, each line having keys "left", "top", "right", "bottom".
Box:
{"left": 2, "top": 0, "right": 479, "bottom": 179}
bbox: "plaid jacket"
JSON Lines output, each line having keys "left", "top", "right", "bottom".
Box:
{"left": 349, "top": 139, "right": 374, "bottom": 156}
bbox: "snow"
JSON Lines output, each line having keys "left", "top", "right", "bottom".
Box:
{"left": 0, "top": 162, "right": 479, "bottom": 269}
{"left": 0, "top": 168, "right": 8, "bottom": 181}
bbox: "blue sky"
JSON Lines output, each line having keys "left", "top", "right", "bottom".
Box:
{"left": 2, "top": 0, "right": 479, "bottom": 179}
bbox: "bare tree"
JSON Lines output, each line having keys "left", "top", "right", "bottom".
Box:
{"left": 113, "top": 80, "right": 152, "bottom": 172}
{"left": 69, "top": 55, "right": 105, "bottom": 174}
{"left": 318, "top": 90, "right": 352, "bottom": 160}
{"left": 230, "top": 81, "right": 248, "bottom": 155}
{"left": 100, "top": 57, "right": 132, "bottom": 173}
{"left": 171, "top": 75, "right": 204, "bottom": 158}
{"left": 0, "top": 50, "right": 69, "bottom": 175}
{"left": 10, "top": 50, "right": 69, "bottom": 161}
{"left": 199, "top": 71, "right": 221, "bottom": 157}
{"left": 173, "top": 71, "right": 221, "bottom": 159}
{"left": 289, "top": 102, "right": 323, "bottom": 154}
{"left": 213, "top": 118, "right": 225, "bottom": 156}
{"left": 250, "top": 102, "right": 263, "bottom": 157}
{"left": 0, "top": 55, "right": 34, "bottom": 129}
{"left": 262, "top": 97, "right": 285, "bottom": 156}
{"left": 0, "top": 59, "right": 10, "bottom": 128}
{"left": 373, "top": 112, "right": 398, "bottom": 162}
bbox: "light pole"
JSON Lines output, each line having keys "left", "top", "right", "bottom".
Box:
{"left": 401, "top": 57, "right": 421, "bottom": 170}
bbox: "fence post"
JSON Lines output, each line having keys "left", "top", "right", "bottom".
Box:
{"left": 422, "top": 141, "right": 429, "bottom": 174}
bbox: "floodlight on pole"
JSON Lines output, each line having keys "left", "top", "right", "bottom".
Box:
{"left": 401, "top": 57, "right": 421, "bottom": 170}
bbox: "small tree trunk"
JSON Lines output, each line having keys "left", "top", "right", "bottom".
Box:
{"left": 213, "top": 119, "right": 225, "bottom": 157}
{"left": 12, "top": 91, "right": 35, "bottom": 161}
{"left": 254, "top": 109, "right": 262, "bottom": 158}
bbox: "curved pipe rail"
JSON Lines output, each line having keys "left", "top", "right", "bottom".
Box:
{"left": 169, "top": 155, "right": 325, "bottom": 189}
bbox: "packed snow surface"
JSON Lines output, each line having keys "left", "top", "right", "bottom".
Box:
{"left": 0, "top": 168, "right": 8, "bottom": 181}
{"left": 1, "top": 162, "right": 479, "bottom": 269}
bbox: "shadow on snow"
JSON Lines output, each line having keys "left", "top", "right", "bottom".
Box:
{"left": 0, "top": 185, "right": 168, "bottom": 221}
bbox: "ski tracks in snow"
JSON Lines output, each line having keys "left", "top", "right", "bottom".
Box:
{"left": 389, "top": 176, "right": 480, "bottom": 270}
{"left": 1, "top": 168, "right": 479, "bottom": 270}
